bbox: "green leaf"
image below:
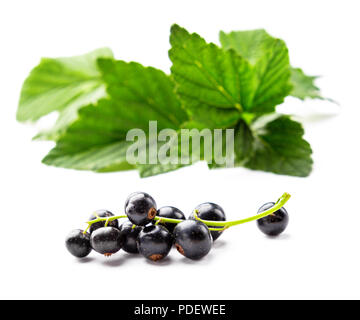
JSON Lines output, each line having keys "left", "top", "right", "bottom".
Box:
{"left": 20, "top": 25, "right": 320, "bottom": 178}
{"left": 209, "top": 114, "right": 312, "bottom": 176}
{"left": 33, "top": 86, "right": 107, "bottom": 141}
{"left": 17, "top": 48, "right": 114, "bottom": 138}
{"left": 136, "top": 129, "right": 189, "bottom": 177}
{"left": 136, "top": 128, "right": 210, "bottom": 177}
{"left": 290, "top": 67, "right": 323, "bottom": 100}
{"left": 99, "top": 59, "right": 187, "bottom": 129}
{"left": 244, "top": 114, "right": 313, "bottom": 176}
{"left": 44, "top": 139, "right": 134, "bottom": 171}
{"left": 219, "top": 29, "right": 292, "bottom": 110}
{"left": 169, "top": 24, "right": 256, "bottom": 128}
{"left": 138, "top": 160, "right": 187, "bottom": 178}
{"left": 233, "top": 119, "right": 255, "bottom": 164}
{"left": 42, "top": 59, "right": 188, "bottom": 171}
{"left": 220, "top": 29, "right": 277, "bottom": 63}
{"left": 219, "top": 29, "right": 327, "bottom": 102}
{"left": 42, "top": 98, "right": 130, "bottom": 170}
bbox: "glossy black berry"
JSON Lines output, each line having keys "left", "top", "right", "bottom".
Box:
{"left": 137, "top": 225, "right": 172, "bottom": 261}
{"left": 174, "top": 220, "right": 212, "bottom": 260}
{"left": 118, "top": 220, "right": 143, "bottom": 254}
{"left": 125, "top": 192, "right": 157, "bottom": 226}
{"left": 189, "top": 202, "right": 226, "bottom": 241}
{"left": 88, "top": 210, "right": 118, "bottom": 234}
{"left": 65, "top": 229, "right": 92, "bottom": 258}
{"left": 154, "top": 206, "right": 186, "bottom": 233}
{"left": 90, "top": 227, "right": 124, "bottom": 256}
{"left": 257, "top": 202, "right": 289, "bottom": 236}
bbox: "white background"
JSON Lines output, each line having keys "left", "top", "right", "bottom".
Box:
{"left": 0, "top": 0, "right": 359, "bottom": 300}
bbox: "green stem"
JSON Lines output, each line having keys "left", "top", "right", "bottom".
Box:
{"left": 86, "top": 214, "right": 128, "bottom": 226}
{"left": 153, "top": 192, "right": 291, "bottom": 229}
{"left": 83, "top": 224, "right": 91, "bottom": 234}
{"left": 208, "top": 226, "right": 228, "bottom": 232}
{"left": 83, "top": 193, "right": 291, "bottom": 231}
{"left": 195, "top": 192, "right": 291, "bottom": 228}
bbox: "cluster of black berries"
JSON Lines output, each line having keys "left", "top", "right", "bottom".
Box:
{"left": 65, "top": 192, "right": 289, "bottom": 262}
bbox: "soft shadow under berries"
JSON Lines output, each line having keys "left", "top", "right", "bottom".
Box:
{"left": 65, "top": 191, "right": 291, "bottom": 264}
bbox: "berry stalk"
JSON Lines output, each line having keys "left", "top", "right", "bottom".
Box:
{"left": 83, "top": 193, "right": 291, "bottom": 230}
{"left": 84, "top": 214, "right": 128, "bottom": 234}
{"left": 195, "top": 192, "right": 291, "bottom": 228}
{"left": 151, "top": 192, "right": 290, "bottom": 229}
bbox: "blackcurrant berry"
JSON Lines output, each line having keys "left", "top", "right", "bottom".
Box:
{"left": 189, "top": 202, "right": 226, "bottom": 241}
{"left": 137, "top": 225, "right": 172, "bottom": 261}
{"left": 174, "top": 220, "right": 212, "bottom": 260}
{"left": 88, "top": 210, "right": 118, "bottom": 234}
{"left": 257, "top": 202, "right": 289, "bottom": 236}
{"left": 65, "top": 229, "right": 92, "bottom": 258}
{"left": 154, "top": 206, "right": 186, "bottom": 233}
{"left": 90, "top": 227, "right": 124, "bottom": 256}
{"left": 118, "top": 220, "right": 143, "bottom": 254}
{"left": 125, "top": 192, "right": 157, "bottom": 226}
